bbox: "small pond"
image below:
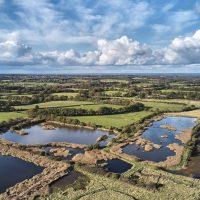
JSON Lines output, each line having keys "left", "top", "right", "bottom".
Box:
{"left": 123, "top": 116, "right": 197, "bottom": 162}
{"left": 104, "top": 159, "right": 132, "bottom": 174}
{"left": 0, "top": 155, "right": 43, "bottom": 193}
{"left": 0, "top": 125, "right": 114, "bottom": 146}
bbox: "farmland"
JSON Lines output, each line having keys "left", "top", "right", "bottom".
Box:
{"left": 0, "top": 74, "right": 200, "bottom": 200}
{"left": 71, "top": 111, "right": 152, "bottom": 128}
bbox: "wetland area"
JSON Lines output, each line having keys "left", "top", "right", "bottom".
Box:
{"left": 0, "top": 75, "right": 200, "bottom": 200}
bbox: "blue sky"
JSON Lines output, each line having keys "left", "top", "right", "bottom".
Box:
{"left": 0, "top": 0, "right": 200, "bottom": 73}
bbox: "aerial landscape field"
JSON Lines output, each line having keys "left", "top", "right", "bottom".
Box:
{"left": 1, "top": 0, "right": 200, "bottom": 199}
{"left": 0, "top": 74, "right": 200, "bottom": 200}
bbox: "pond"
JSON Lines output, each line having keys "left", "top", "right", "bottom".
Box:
{"left": 104, "top": 159, "right": 132, "bottom": 174}
{"left": 0, "top": 155, "right": 43, "bottom": 194}
{"left": 0, "top": 125, "right": 114, "bottom": 146}
{"left": 123, "top": 116, "right": 197, "bottom": 162}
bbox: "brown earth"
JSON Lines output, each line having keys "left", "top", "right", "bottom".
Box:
{"left": 175, "top": 130, "right": 192, "bottom": 144}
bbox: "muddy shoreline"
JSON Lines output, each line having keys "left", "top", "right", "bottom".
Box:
{"left": 0, "top": 139, "right": 70, "bottom": 200}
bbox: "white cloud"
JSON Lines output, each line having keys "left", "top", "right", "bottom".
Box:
{"left": 97, "top": 36, "right": 155, "bottom": 65}
{"left": 0, "top": 0, "right": 154, "bottom": 49}
{"left": 1, "top": 30, "right": 200, "bottom": 67}
{"left": 162, "top": 2, "right": 176, "bottom": 12}
{"left": 164, "top": 30, "right": 200, "bottom": 64}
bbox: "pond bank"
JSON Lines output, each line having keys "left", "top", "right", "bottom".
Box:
{"left": 110, "top": 116, "right": 197, "bottom": 168}
{"left": 0, "top": 139, "right": 70, "bottom": 200}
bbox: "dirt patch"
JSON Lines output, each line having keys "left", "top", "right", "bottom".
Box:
{"left": 49, "top": 148, "right": 69, "bottom": 157}
{"left": 160, "top": 125, "right": 177, "bottom": 131}
{"left": 175, "top": 130, "right": 192, "bottom": 144}
{"left": 72, "top": 149, "right": 117, "bottom": 164}
{"left": 159, "top": 143, "right": 184, "bottom": 167}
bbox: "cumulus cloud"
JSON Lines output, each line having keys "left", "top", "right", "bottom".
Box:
{"left": 97, "top": 36, "right": 155, "bottom": 65}
{"left": 1, "top": 30, "right": 200, "bottom": 67}
{"left": 164, "top": 30, "right": 200, "bottom": 64}
{"left": 0, "top": 39, "right": 34, "bottom": 65}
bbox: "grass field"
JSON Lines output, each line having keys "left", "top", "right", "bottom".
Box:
{"left": 141, "top": 101, "right": 186, "bottom": 112}
{"left": 71, "top": 111, "right": 152, "bottom": 128}
{"left": 105, "top": 90, "right": 126, "bottom": 96}
{"left": 139, "top": 99, "right": 200, "bottom": 107}
{"left": 0, "top": 112, "right": 27, "bottom": 122}
{"left": 14, "top": 101, "right": 123, "bottom": 111}
{"left": 53, "top": 92, "right": 78, "bottom": 97}
{"left": 41, "top": 164, "right": 200, "bottom": 200}
{"left": 14, "top": 101, "right": 95, "bottom": 110}
{"left": 171, "top": 109, "right": 200, "bottom": 119}
{"left": 67, "top": 104, "right": 123, "bottom": 111}
{"left": 100, "top": 79, "right": 129, "bottom": 83}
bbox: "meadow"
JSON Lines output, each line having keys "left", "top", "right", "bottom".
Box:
{"left": 14, "top": 100, "right": 95, "bottom": 110}
{"left": 71, "top": 111, "right": 152, "bottom": 128}
{"left": 0, "top": 112, "right": 27, "bottom": 122}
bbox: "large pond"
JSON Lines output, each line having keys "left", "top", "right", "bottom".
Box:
{"left": 0, "top": 155, "right": 43, "bottom": 193}
{"left": 123, "top": 116, "right": 197, "bottom": 162}
{"left": 0, "top": 125, "right": 114, "bottom": 146}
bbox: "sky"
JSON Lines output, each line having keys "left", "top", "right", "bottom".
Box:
{"left": 0, "top": 0, "right": 200, "bottom": 74}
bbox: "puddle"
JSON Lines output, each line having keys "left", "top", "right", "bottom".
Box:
{"left": 104, "top": 159, "right": 132, "bottom": 174}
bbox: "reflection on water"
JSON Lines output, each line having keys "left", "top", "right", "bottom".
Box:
{"left": 104, "top": 159, "right": 132, "bottom": 174}
{"left": 0, "top": 155, "right": 43, "bottom": 193}
{"left": 123, "top": 117, "right": 197, "bottom": 162}
{"left": 123, "top": 143, "right": 175, "bottom": 162}
{"left": 1, "top": 125, "right": 113, "bottom": 145}
{"left": 142, "top": 117, "right": 197, "bottom": 146}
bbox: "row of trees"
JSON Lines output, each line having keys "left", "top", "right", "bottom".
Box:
{"left": 5, "top": 93, "right": 68, "bottom": 106}
{"left": 29, "top": 102, "right": 145, "bottom": 118}
{"left": 0, "top": 101, "right": 15, "bottom": 112}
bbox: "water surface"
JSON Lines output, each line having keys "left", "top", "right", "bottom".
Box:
{"left": 0, "top": 155, "right": 43, "bottom": 193}
{"left": 1, "top": 125, "right": 113, "bottom": 145}
{"left": 123, "top": 116, "right": 197, "bottom": 162}
{"left": 104, "top": 159, "right": 132, "bottom": 174}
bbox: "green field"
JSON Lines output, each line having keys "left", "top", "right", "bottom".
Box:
{"left": 0, "top": 112, "right": 27, "bottom": 122}
{"left": 100, "top": 79, "right": 129, "bottom": 83}
{"left": 141, "top": 101, "right": 186, "bottom": 111}
{"left": 53, "top": 92, "right": 78, "bottom": 97}
{"left": 105, "top": 90, "right": 126, "bottom": 96}
{"left": 71, "top": 111, "right": 152, "bottom": 128}
{"left": 14, "top": 101, "right": 94, "bottom": 110}
{"left": 68, "top": 104, "right": 123, "bottom": 111}
{"left": 14, "top": 101, "right": 124, "bottom": 111}
{"left": 138, "top": 99, "right": 200, "bottom": 107}
{"left": 171, "top": 109, "right": 200, "bottom": 119}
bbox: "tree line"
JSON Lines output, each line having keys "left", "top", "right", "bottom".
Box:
{"left": 28, "top": 102, "right": 145, "bottom": 118}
